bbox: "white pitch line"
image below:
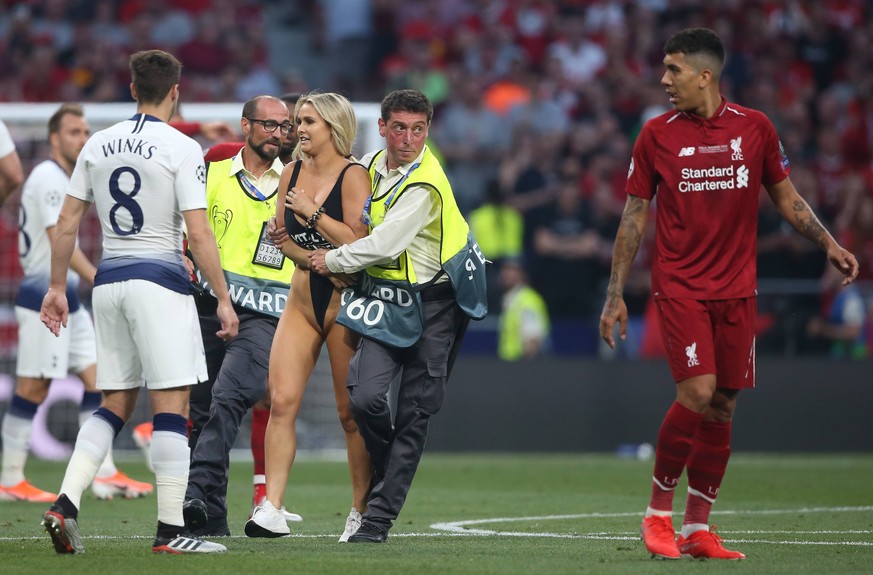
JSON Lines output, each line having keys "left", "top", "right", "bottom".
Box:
{"left": 5, "top": 506, "right": 870, "bottom": 546}
{"left": 589, "top": 530, "right": 873, "bottom": 536}
{"left": 430, "top": 505, "right": 873, "bottom": 533}
{"left": 428, "top": 505, "right": 873, "bottom": 546}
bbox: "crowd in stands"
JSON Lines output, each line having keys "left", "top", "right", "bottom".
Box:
{"left": 0, "top": 0, "right": 279, "bottom": 103}
{"left": 1, "top": 0, "right": 872, "bottom": 357}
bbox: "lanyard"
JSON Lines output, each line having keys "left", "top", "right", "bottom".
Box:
{"left": 363, "top": 162, "right": 420, "bottom": 226}
{"left": 383, "top": 162, "right": 420, "bottom": 207}
{"left": 236, "top": 168, "right": 268, "bottom": 201}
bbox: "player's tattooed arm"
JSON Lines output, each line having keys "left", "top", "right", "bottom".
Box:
{"left": 767, "top": 178, "right": 830, "bottom": 251}
{"left": 790, "top": 199, "right": 828, "bottom": 251}
{"left": 605, "top": 195, "right": 649, "bottom": 299}
{"left": 600, "top": 194, "right": 650, "bottom": 346}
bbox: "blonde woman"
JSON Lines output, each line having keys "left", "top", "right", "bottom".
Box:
{"left": 245, "top": 92, "right": 373, "bottom": 542}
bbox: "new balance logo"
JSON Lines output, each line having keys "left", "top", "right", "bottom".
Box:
{"left": 686, "top": 342, "right": 700, "bottom": 367}
{"left": 678, "top": 147, "right": 695, "bottom": 157}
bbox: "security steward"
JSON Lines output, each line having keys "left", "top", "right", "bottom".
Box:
{"left": 183, "top": 95, "right": 293, "bottom": 537}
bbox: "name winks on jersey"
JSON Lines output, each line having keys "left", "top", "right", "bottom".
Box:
{"left": 101, "top": 138, "right": 157, "bottom": 159}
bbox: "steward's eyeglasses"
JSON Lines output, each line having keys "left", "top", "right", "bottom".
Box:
{"left": 246, "top": 118, "right": 293, "bottom": 134}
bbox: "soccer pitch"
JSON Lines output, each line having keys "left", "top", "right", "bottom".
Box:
{"left": 1, "top": 453, "right": 870, "bottom": 574}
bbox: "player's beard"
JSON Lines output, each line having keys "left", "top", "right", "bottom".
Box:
{"left": 249, "top": 134, "right": 280, "bottom": 162}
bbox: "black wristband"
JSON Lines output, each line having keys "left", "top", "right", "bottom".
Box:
{"left": 305, "top": 206, "right": 325, "bottom": 229}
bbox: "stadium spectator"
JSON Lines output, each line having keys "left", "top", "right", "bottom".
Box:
{"left": 146, "top": 0, "right": 196, "bottom": 48}
{"left": 431, "top": 73, "right": 508, "bottom": 214}
{"left": 530, "top": 177, "right": 608, "bottom": 318}
{"left": 312, "top": 0, "right": 375, "bottom": 99}
{"left": 245, "top": 91, "right": 373, "bottom": 542}
{"left": 497, "top": 258, "right": 550, "bottom": 361}
{"left": 227, "top": 34, "right": 282, "bottom": 103}
{"left": 482, "top": 54, "right": 533, "bottom": 117}
{"left": 837, "top": 187, "right": 873, "bottom": 281}
{"left": 811, "top": 125, "right": 851, "bottom": 230}
{"left": 497, "top": 129, "right": 559, "bottom": 226}
{"left": 502, "top": 0, "right": 558, "bottom": 68}
{"left": 40, "top": 49, "right": 237, "bottom": 555}
{"left": 469, "top": 178, "right": 524, "bottom": 310}
{"left": 383, "top": 23, "right": 451, "bottom": 108}
{"left": 308, "top": 89, "right": 488, "bottom": 543}
{"left": 177, "top": 13, "right": 231, "bottom": 76}
{"left": 462, "top": 22, "right": 526, "bottom": 88}
{"left": 88, "top": 0, "right": 131, "bottom": 48}
{"left": 505, "top": 75, "right": 570, "bottom": 141}
{"left": 20, "top": 43, "right": 71, "bottom": 103}
{"left": 182, "top": 95, "right": 292, "bottom": 539}
{"left": 806, "top": 267, "right": 868, "bottom": 359}
{"left": 841, "top": 79, "right": 873, "bottom": 170}
{"left": 30, "top": 0, "right": 75, "bottom": 53}
{"left": 545, "top": 9, "right": 606, "bottom": 88}
{"left": 0, "top": 103, "right": 152, "bottom": 504}
{"left": 599, "top": 28, "right": 858, "bottom": 560}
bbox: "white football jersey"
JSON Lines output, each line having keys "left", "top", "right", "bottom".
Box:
{"left": 16, "top": 160, "right": 81, "bottom": 311}
{"left": 68, "top": 114, "right": 206, "bottom": 293}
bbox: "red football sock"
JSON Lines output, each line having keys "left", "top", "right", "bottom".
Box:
{"left": 684, "top": 419, "right": 731, "bottom": 526}
{"left": 649, "top": 402, "right": 704, "bottom": 512}
{"left": 251, "top": 407, "right": 269, "bottom": 477}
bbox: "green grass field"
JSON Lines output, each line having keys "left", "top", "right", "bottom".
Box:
{"left": 1, "top": 453, "right": 871, "bottom": 574}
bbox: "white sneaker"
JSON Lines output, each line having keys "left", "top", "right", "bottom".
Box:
{"left": 282, "top": 507, "right": 303, "bottom": 522}
{"left": 250, "top": 481, "right": 302, "bottom": 523}
{"left": 338, "top": 507, "right": 362, "bottom": 543}
{"left": 245, "top": 501, "right": 290, "bottom": 538}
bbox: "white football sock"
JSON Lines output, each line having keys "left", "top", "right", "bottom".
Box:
{"left": 680, "top": 523, "right": 709, "bottom": 538}
{"left": 60, "top": 415, "right": 114, "bottom": 510}
{"left": 80, "top": 409, "right": 117, "bottom": 479}
{"left": 151, "top": 430, "right": 190, "bottom": 527}
{"left": 646, "top": 506, "right": 673, "bottom": 518}
{"left": 1, "top": 412, "right": 33, "bottom": 487}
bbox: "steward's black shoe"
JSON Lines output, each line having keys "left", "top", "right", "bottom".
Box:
{"left": 347, "top": 521, "right": 388, "bottom": 543}
{"left": 182, "top": 498, "right": 208, "bottom": 531}
{"left": 190, "top": 515, "right": 230, "bottom": 537}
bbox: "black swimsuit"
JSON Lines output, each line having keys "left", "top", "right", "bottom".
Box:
{"left": 284, "top": 160, "right": 356, "bottom": 329}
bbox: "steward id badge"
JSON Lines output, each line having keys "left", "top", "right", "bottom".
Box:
{"left": 252, "top": 221, "right": 286, "bottom": 269}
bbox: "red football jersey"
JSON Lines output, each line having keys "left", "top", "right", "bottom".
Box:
{"left": 627, "top": 98, "right": 790, "bottom": 300}
{"left": 204, "top": 141, "right": 244, "bottom": 163}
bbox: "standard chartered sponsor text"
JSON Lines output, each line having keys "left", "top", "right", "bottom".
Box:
{"left": 679, "top": 165, "right": 741, "bottom": 193}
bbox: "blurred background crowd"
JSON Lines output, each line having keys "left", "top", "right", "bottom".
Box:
{"left": 1, "top": 0, "right": 872, "bottom": 360}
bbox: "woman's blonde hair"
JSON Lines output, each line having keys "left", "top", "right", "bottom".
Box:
{"left": 293, "top": 91, "right": 357, "bottom": 159}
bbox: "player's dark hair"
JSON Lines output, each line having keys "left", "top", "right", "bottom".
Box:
{"left": 663, "top": 27, "right": 725, "bottom": 68}
{"left": 380, "top": 89, "right": 433, "bottom": 124}
{"left": 48, "top": 103, "right": 84, "bottom": 136}
{"left": 129, "top": 50, "right": 182, "bottom": 105}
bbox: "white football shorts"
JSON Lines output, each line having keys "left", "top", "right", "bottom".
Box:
{"left": 15, "top": 306, "right": 97, "bottom": 379}
{"left": 92, "top": 280, "right": 207, "bottom": 390}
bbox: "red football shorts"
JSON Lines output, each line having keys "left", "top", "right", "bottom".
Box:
{"left": 654, "top": 297, "right": 756, "bottom": 389}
